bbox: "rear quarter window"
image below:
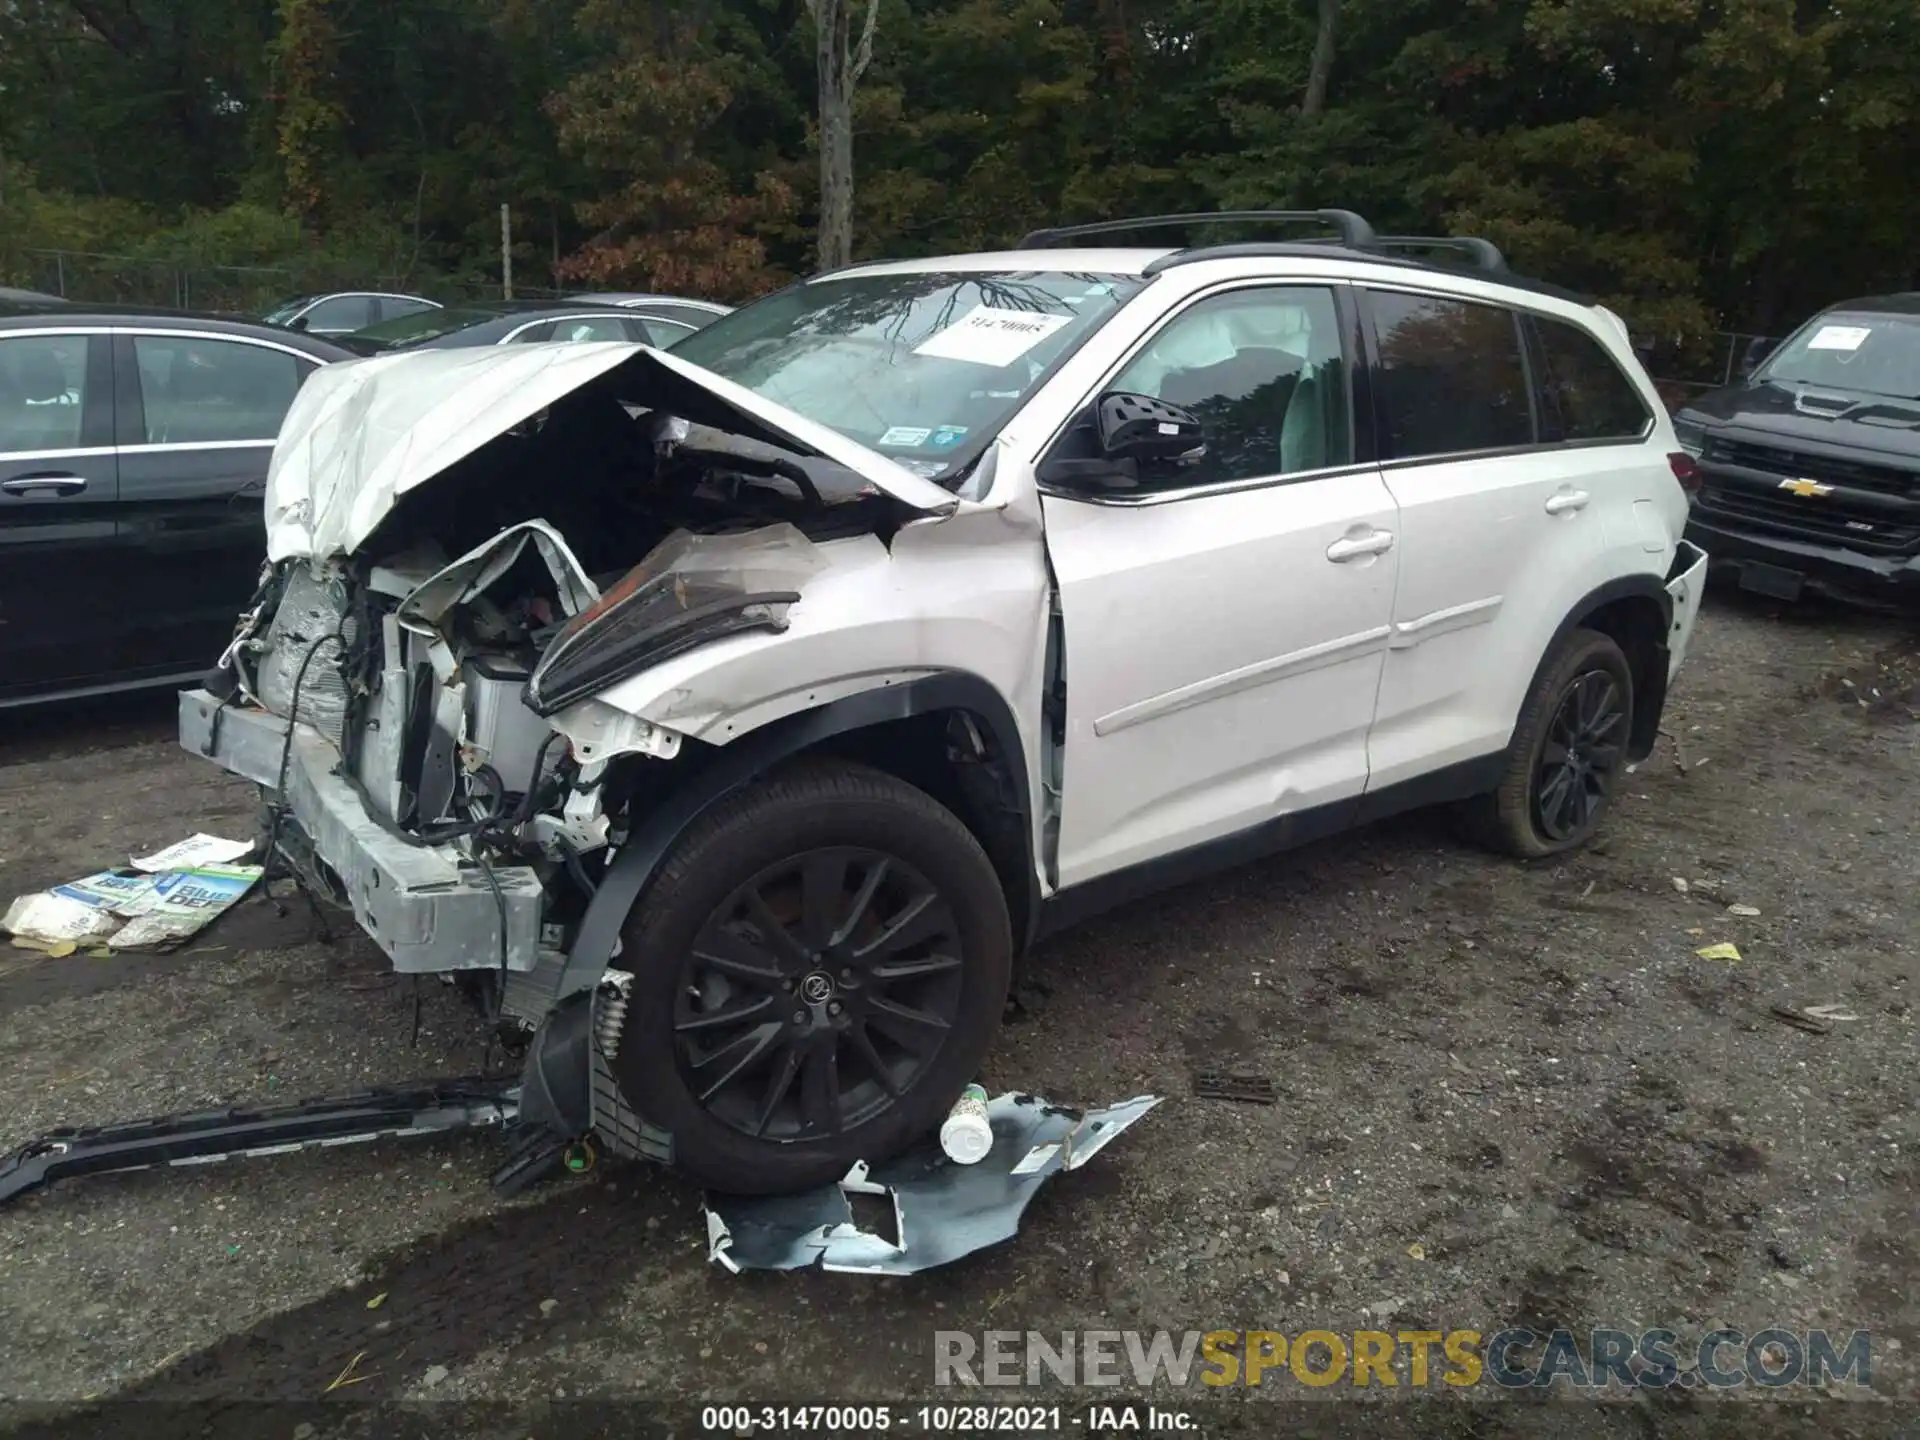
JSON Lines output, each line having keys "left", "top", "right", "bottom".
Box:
{"left": 1531, "top": 315, "right": 1652, "bottom": 442}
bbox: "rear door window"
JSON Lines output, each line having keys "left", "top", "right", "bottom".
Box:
{"left": 1530, "top": 315, "right": 1652, "bottom": 442}
{"left": 374, "top": 296, "right": 437, "bottom": 323}
{"left": 1368, "top": 291, "right": 1533, "bottom": 460}
{"left": 0, "top": 334, "right": 89, "bottom": 452}
{"left": 631, "top": 316, "right": 695, "bottom": 346}
{"left": 132, "top": 335, "right": 308, "bottom": 444}
{"left": 302, "top": 295, "right": 377, "bottom": 332}
{"left": 551, "top": 315, "right": 633, "bottom": 343}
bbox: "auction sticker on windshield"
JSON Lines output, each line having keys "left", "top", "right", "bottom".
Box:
{"left": 1808, "top": 325, "right": 1872, "bottom": 352}
{"left": 915, "top": 306, "right": 1072, "bottom": 367}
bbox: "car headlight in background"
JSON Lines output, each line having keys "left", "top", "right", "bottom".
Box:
{"left": 1671, "top": 416, "right": 1707, "bottom": 457}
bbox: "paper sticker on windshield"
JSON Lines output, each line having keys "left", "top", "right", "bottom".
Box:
{"left": 878, "top": 425, "right": 932, "bottom": 448}
{"left": 896, "top": 458, "right": 948, "bottom": 479}
{"left": 914, "top": 306, "right": 1072, "bottom": 367}
{"left": 1808, "top": 325, "right": 1871, "bottom": 352}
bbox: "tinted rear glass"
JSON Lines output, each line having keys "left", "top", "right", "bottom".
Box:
{"left": 1532, "top": 316, "right": 1651, "bottom": 441}
{"left": 1370, "top": 291, "right": 1533, "bottom": 460}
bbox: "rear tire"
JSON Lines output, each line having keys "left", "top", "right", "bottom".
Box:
{"left": 612, "top": 759, "right": 1012, "bottom": 1194}
{"left": 1464, "top": 627, "right": 1635, "bottom": 859}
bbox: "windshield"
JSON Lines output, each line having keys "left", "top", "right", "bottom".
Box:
{"left": 1758, "top": 311, "right": 1920, "bottom": 400}
{"left": 667, "top": 270, "right": 1145, "bottom": 480}
{"left": 348, "top": 306, "right": 504, "bottom": 350}
{"left": 262, "top": 295, "right": 319, "bottom": 324}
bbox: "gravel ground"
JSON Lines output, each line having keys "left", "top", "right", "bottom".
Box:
{"left": 0, "top": 590, "right": 1915, "bottom": 1437}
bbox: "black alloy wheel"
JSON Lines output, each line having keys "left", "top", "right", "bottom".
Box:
{"left": 1463, "top": 626, "right": 1636, "bottom": 859}
{"left": 673, "top": 847, "right": 965, "bottom": 1141}
{"left": 612, "top": 759, "right": 1012, "bottom": 1194}
{"left": 1531, "top": 669, "right": 1628, "bottom": 842}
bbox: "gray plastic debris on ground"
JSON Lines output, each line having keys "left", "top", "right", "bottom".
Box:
{"left": 703, "top": 1092, "right": 1161, "bottom": 1276}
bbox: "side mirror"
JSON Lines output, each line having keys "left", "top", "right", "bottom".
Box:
{"left": 287, "top": 314, "right": 311, "bottom": 333}
{"left": 1096, "top": 392, "right": 1205, "bottom": 464}
{"left": 1738, "top": 336, "right": 1774, "bottom": 379}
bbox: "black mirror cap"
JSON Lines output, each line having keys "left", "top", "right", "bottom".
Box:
{"left": 1739, "top": 335, "right": 1776, "bottom": 377}
{"left": 1096, "top": 391, "right": 1206, "bottom": 463}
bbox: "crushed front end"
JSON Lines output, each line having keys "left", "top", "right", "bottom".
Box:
{"left": 176, "top": 341, "right": 968, "bottom": 1186}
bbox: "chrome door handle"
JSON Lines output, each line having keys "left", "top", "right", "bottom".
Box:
{"left": 1326, "top": 530, "right": 1395, "bottom": 562}
{"left": 2, "top": 473, "right": 86, "bottom": 496}
{"left": 1545, "top": 489, "right": 1590, "bottom": 514}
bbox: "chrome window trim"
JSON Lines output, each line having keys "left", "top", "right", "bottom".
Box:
{"left": 0, "top": 438, "right": 275, "bottom": 461}
{"left": 499, "top": 313, "right": 648, "bottom": 344}
{"left": 0, "top": 444, "right": 115, "bottom": 463}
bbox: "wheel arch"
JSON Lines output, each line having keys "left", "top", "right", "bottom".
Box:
{"left": 1531, "top": 574, "right": 1674, "bottom": 763}
{"left": 556, "top": 672, "right": 1039, "bottom": 1000}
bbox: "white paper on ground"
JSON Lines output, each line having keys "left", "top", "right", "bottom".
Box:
{"left": 913, "top": 307, "right": 1072, "bottom": 368}
{"left": 1, "top": 892, "right": 122, "bottom": 944}
{"left": 132, "top": 833, "right": 255, "bottom": 872}
{"left": 2, "top": 863, "right": 262, "bottom": 951}
{"left": 1807, "top": 325, "right": 1871, "bottom": 352}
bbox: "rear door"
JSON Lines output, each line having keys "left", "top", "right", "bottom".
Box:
{"left": 0, "top": 328, "right": 122, "bottom": 700}
{"left": 1360, "top": 288, "right": 1652, "bottom": 792}
{"left": 113, "top": 329, "right": 322, "bottom": 676}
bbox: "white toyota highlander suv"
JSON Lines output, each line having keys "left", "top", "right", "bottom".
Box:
{"left": 180, "top": 210, "right": 1709, "bottom": 1194}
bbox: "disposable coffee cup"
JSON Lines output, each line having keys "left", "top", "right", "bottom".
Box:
{"left": 940, "top": 1083, "right": 993, "bottom": 1164}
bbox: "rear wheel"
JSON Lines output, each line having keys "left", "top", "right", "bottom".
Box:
{"left": 1465, "top": 627, "right": 1635, "bottom": 858}
{"left": 612, "top": 759, "right": 1012, "bottom": 1193}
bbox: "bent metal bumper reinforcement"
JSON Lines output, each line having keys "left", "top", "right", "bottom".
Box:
{"left": 0, "top": 1079, "right": 522, "bottom": 1209}
{"left": 179, "top": 688, "right": 545, "bottom": 973}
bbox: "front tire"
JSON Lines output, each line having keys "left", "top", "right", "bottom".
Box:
{"left": 613, "top": 759, "right": 1013, "bottom": 1194}
{"left": 1465, "top": 627, "right": 1635, "bottom": 859}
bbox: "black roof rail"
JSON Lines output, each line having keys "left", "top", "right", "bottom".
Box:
{"left": 1371, "top": 235, "right": 1509, "bottom": 273}
{"left": 1017, "top": 209, "right": 1378, "bottom": 253}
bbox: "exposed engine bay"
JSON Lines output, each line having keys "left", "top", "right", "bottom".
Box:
{"left": 205, "top": 370, "right": 933, "bottom": 1020}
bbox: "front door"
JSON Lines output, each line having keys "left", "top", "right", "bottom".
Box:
{"left": 1040, "top": 283, "right": 1399, "bottom": 890}
{"left": 0, "top": 330, "right": 124, "bottom": 702}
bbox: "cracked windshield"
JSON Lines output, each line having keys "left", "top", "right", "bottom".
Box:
{"left": 667, "top": 271, "right": 1144, "bottom": 481}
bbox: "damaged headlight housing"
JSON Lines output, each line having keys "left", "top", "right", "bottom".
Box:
{"left": 524, "top": 524, "right": 825, "bottom": 716}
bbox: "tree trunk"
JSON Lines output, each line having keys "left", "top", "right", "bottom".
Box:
{"left": 805, "top": 0, "right": 878, "bottom": 272}
{"left": 817, "top": 87, "right": 854, "bottom": 270}
{"left": 1302, "top": 0, "right": 1341, "bottom": 118}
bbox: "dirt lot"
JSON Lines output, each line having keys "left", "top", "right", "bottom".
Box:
{"left": 1, "top": 589, "right": 1916, "bottom": 1437}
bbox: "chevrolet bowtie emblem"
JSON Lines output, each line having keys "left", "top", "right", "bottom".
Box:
{"left": 1778, "top": 477, "right": 1834, "bottom": 498}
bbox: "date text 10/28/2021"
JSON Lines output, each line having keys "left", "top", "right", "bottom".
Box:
{"left": 699, "top": 1406, "right": 1191, "bottom": 1433}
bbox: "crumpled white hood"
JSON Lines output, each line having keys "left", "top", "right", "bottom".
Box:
{"left": 265, "top": 341, "right": 960, "bottom": 561}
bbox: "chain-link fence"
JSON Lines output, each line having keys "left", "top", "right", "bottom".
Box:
{"left": 1643, "top": 329, "right": 1784, "bottom": 410}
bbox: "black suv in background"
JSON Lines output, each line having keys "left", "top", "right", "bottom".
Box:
{"left": 1676, "top": 294, "right": 1920, "bottom": 606}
